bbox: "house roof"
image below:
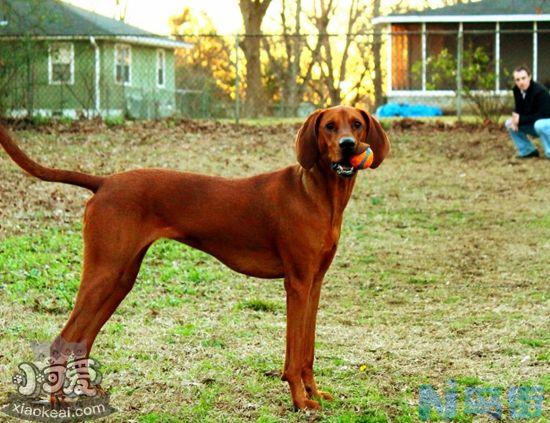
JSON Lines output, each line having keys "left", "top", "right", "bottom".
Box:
{"left": 0, "top": 0, "right": 191, "bottom": 49}
{"left": 373, "top": 0, "right": 550, "bottom": 24}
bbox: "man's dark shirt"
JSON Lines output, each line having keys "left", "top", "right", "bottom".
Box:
{"left": 513, "top": 80, "right": 550, "bottom": 126}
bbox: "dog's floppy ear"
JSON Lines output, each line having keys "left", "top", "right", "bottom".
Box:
{"left": 295, "top": 109, "right": 324, "bottom": 170}
{"left": 359, "top": 109, "right": 390, "bottom": 169}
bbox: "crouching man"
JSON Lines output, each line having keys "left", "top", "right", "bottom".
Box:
{"left": 505, "top": 66, "right": 550, "bottom": 159}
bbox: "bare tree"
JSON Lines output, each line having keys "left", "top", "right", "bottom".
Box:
{"left": 280, "top": 0, "right": 302, "bottom": 115}
{"left": 372, "top": 0, "right": 384, "bottom": 109}
{"left": 306, "top": 0, "right": 369, "bottom": 106}
{"left": 114, "top": 0, "right": 128, "bottom": 22}
{"left": 365, "top": 0, "right": 410, "bottom": 108}
{"left": 261, "top": 0, "right": 318, "bottom": 115}
{"left": 304, "top": 0, "right": 334, "bottom": 105}
{"left": 239, "top": 0, "right": 272, "bottom": 117}
{"left": 170, "top": 8, "right": 235, "bottom": 117}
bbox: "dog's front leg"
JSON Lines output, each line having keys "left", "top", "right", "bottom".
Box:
{"left": 301, "top": 274, "right": 334, "bottom": 401}
{"left": 281, "top": 275, "right": 320, "bottom": 410}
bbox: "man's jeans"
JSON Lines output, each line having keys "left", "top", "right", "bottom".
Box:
{"left": 506, "top": 118, "right": 550, "bottom": 158}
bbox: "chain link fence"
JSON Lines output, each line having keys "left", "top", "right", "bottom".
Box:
{"left": 172, "top": 33, "right": 386, "bottom": 120}
{"left": 387, "top": 23, "right": 550, "bottom": 119}
{"left": 1, "top": 26, "right": 549, "bottom": 121}
{"left": 0, "top": 38, "right": 184, "bottom": 120}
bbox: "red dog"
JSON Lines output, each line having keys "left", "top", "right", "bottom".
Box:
{"left": 0, "top": 106, "right": 389, "bottom": 410}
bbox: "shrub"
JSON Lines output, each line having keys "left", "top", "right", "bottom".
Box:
{"left": 104, "top": 115, "right": 125, "bottom": 127}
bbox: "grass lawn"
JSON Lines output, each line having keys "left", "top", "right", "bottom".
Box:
{"left": 0, "top": 119, "right": 548, "bottom": 422}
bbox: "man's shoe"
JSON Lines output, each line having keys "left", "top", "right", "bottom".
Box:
{"left": 516, "top": 150, "right": 540, "bottom": 159}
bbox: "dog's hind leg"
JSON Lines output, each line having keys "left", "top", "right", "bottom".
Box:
{"left": 49, "top": 202, "right": 154, "bottom": 400}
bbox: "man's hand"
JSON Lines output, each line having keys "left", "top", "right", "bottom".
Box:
{"left": 512, "top": 112, "right": 520, "bottom": 126}
{"left": 505, "top": 118, "right": 518, "bottom": 132}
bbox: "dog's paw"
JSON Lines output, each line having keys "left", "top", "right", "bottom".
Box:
{"left": 305, "top": 385, "right": 334, "bottom": 401}
{"left": 294, "top": 398, "right": 321, "bottom": 410}
{"left": 312, "top": 390, "right": 333, "bottom": 401}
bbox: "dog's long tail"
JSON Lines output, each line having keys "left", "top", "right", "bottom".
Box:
{"left": 0, "top": 125, "right": 104, "bottom": 192}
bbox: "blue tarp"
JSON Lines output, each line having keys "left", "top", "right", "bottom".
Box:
{"left": 376, "top": 103, "right": 443, "bottom": 118}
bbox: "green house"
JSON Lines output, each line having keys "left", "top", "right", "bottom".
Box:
{"left": 0, "top": 0, "right": 191, "bottom": 119}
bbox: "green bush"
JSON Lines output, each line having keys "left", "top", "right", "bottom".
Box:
{"left": 412, "top": 47, "right": 506, "bottom": 124}
{"left": 58, "top": 116, "right": 74, "bottom": 126}
{"left": 30, "top": 115, "right": 51, "bottom": 126}
{"left": 104, "top": 115, "right": 125, "bottom": 127}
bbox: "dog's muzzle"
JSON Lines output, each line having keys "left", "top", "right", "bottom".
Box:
{"left": 332, "top": 137, "right": 357, "bottom": 177}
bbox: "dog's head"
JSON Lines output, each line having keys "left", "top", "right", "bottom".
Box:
{"left": 295, "top": 106, "right": 390, "bottom": 177}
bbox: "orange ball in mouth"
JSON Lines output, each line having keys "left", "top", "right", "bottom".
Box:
{"left": 349, "top": 147, "right": 374, "bottom": 170}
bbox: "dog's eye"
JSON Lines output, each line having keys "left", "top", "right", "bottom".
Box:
{"left": 325, "top": 122, "right": 336, "bottom": 131}
{"left": 352, "top": 120, "right": 362, "bottom": 129}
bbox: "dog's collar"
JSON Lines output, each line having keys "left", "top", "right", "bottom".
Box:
{"left": 331, "top": 163, "right": 356, "bottom": 178}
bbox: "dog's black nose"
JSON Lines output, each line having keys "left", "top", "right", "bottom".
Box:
{"left": 339, "top": 137, "right": 355, "bottom": 151}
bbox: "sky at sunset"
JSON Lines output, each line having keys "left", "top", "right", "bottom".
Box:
{"left": 65, "top": 0, "right": 243, "bottom": 34}
{"left": 65, "top": 0, "right": 446, "bottom": 35}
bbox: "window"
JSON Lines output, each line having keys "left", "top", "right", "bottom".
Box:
{"left": 500, "top": 23, "right": 532, "bottom": 90}
{"left": 49, "top": 43, "right": 74, "bottom": 84}
{"left": 458, "top": 23, "right": 495, "bottom": 90}
{"left": 391, "top": 24, "right": 422, "bottom": 90}
{"left": 426, "top": 23, "right": 458, "bottom": 90}
{"left": 156, "top": 49, "right": 166, "bottom": 88}
{"left": 115, "top": 44, "right": 131, "bottom": 85}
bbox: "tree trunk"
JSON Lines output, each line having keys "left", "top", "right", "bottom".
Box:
{"left": 239, "top": 0, "right": 272, "bottom": 118}
{"left": 372, "top": 0, "right": 384, "bottom": 109}
{"left": 286, "top": 0, "right": 301, "bottom": 116}
{"left": 241, "top": 36, "right": 264, "bottom": 117}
